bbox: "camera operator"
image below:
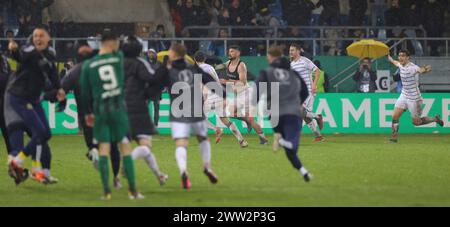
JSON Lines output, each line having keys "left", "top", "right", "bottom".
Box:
{"left": 353, "top": 57, "right": 377, "bottom": 93}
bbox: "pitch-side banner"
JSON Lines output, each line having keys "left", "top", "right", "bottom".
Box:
{"left": 43, "top": 93, "right": 450, "bottom": 135}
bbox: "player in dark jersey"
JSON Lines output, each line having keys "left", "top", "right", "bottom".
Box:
{"left": 154, "top": 43, "right": 223, "bottom": 190}
{"left": 121, "top": 36, "right": 168, "bottom": 186}
{"left": 253, "top": 46, "right": 313, "bottom": 182}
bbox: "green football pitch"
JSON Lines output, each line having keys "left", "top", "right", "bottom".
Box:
{"left": 0, "top": 134, "right": 449, "bottom": 207}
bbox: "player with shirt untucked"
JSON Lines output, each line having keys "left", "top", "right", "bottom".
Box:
{"left": 289, "top": 43, "right": 325, "bottom": 142}
{"left": 387, "top": 49, "right": 444, "bottom": 143}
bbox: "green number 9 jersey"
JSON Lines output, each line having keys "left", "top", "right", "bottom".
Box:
{"left": 80, "top": 51, "right": 129, "bottom": 143}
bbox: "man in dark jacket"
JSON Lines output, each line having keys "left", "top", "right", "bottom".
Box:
{"left": 252, "top": 46, "right": 313, "bottom": 182}
{"left": 146, "top": 48, "right": 163, "bottom": 127}
{"left": 7, "top": 25, "right": 64, "bottom": 185}
{"left": 121, "top": 36, "right": 168, "bottom": 186}
{"left": 353, "top": 58, "right": 377, "bottom": 93}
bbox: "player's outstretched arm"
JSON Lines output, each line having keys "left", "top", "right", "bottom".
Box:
{"left": 388, "top": 55, "right": 400, "bottom": 66}
{"left": 201, "top": 69, "right": 226, "bottom": 99}
{"left": 418, "top": 65, "right": 432, "bottom": 74}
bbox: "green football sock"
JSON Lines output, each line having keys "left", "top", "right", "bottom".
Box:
{"left": 99, "top": 156, "right": 111, "bottom": 194}
{"left": 123, "top": 155, "right": 136, "bottom": 192}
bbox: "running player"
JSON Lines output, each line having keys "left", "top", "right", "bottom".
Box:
{"left": 253, "top": 46, "right": 313, "bottom": 182}
{"left": 289, "top": 43, "right": 325, "bottom": 142}
{"left": 154, "top": 43, "right": 221, "bottom": 189}
{"left": 194, "top": 51, "right": 248, "bottom": 148}
{"left": 121, "top": 36, "right": 168, "bottom": 186}
{"left": 223, "top": 45, "right": 268, "bottom": 145}
{"left": 387, "top": 50, "right": 444, "bottom": 143}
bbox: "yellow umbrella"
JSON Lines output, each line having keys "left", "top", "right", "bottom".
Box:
{"left": 346, "top": 39, "right": 389, "bottom": 59}
{"left": 157, "top": 51, "right": 195, "bottom": 65}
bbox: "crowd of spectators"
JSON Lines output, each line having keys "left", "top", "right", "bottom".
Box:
{"left": 0, "top": 0, "right": 449, "bottom": 58}
{"left": 168, "top": 0, "right": 450, "bottom": 56}
{"left": 0, "top": 0, "right": 54, "bottom": 36}
{"left": 0, "top": 0, "right": 55, "bottom": 51}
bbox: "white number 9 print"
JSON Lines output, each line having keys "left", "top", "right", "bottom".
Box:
{"left": 99, "top": 65, "right": 118, "bottom": 91}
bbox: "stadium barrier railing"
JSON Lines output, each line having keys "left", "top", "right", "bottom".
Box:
{"left": 1, "top": 37, "right": 449, "bottom": 92}
{"left": 1, "top": 36, "right": 449, "bottom": 58}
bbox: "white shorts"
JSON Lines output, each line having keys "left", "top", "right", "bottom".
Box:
{"left": 395, "top": 95, "right": 423, "bottom": 118}
{"left": 171, "top": 121, "right": 208, "bottom": 139}
{"left": 228, "top": 87, "right": 253, "bottom": 116}
{"left": 204, "top": 98, "right": 226, "bottom": 117}
{"left": 303, "top": 94, "right": 315, "bottom": 113}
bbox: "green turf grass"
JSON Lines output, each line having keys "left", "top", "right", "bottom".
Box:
{"left": 0, "top": 134, "right": 449, "bottom": 207}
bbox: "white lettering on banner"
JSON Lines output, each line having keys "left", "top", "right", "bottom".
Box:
{"left": 316, "top": 99, "right": 337, "bottom": 128}
{"left": 376, "top": 70, "right": 390, "bottom": 93}
{"left": 342, "top": 99, "right": 371, "bottom": 128}
{"left": 62, "top": 99, "right": 78, "bottom": 130}
{"left": 48, "top": 102, "right": 56, "bottom": 129}
{"left": 43, "top": 96, "right": 449, "bottom": 133}
{"left": 379, "top": 99, "right": 397, "bottom": 127}
{"left": 417, "top": 99, "right": 435, "bottom": 128}
{"left": 443, "top": 99, "right": 450, "bottom": 127}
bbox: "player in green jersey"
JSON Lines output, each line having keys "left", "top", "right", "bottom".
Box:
{"left": 80, "top": 31, "right": 143, "bottom": 200}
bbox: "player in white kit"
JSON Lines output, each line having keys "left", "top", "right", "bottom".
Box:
{"left": 388, "top": 50, "right": 444, "bottom": 143}
{"left": 194, "top": 51, "right": 248, "bottom": 148}
{"left": 289, "top": 44, "right": 325, "bottom": 142}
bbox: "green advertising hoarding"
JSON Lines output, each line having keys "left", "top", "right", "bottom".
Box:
{"left": 44, "top": 93, "right": 450, "bottom": 135}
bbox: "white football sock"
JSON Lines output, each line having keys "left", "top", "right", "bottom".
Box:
{"left": 132, "top": 145, "right": 148, "bottom": 160}
{"left": 279, "top": 139, "right": 293, "bottom": 150}
{"left": 300, "top": 167, "right": 309, "bottom": 176}
{"left": 228, "top": 122, "right": 244, "bottom": 141}
{"left": 199, "top": 140, "right": 211, "bottom": 170}
{"left": 175, "top": 147, "right": 188, "bottom": 175}
{"left": 133, "top": 146, "right": 162, "bottom": 177}
{"left": 308, "top": 121, "right": 321, "bottom": 137}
